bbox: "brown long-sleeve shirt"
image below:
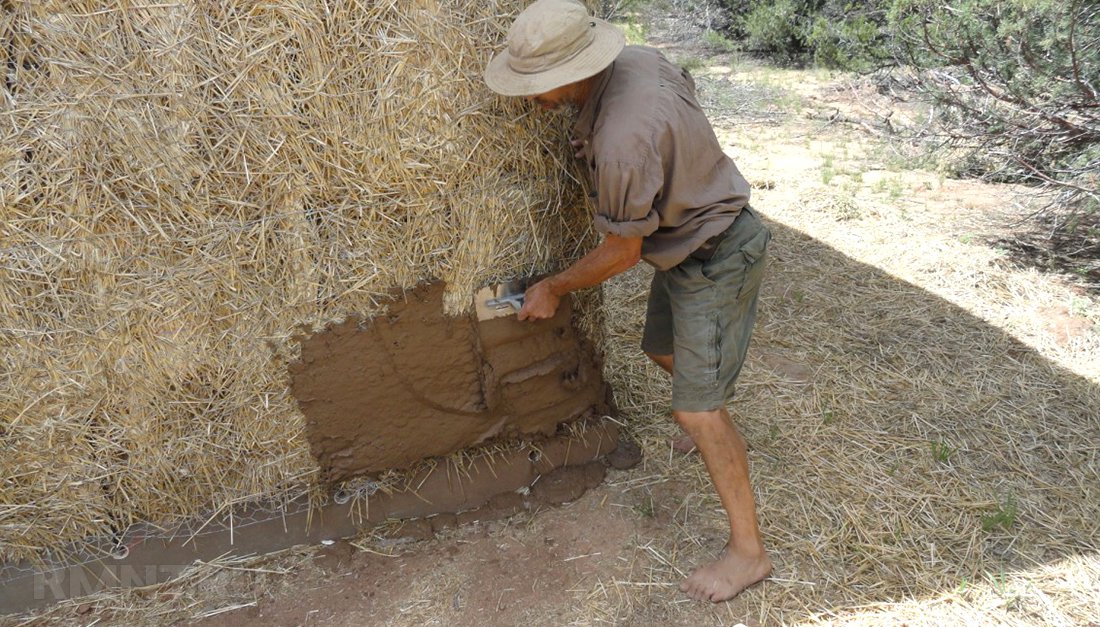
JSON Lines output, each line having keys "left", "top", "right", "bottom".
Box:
{"left": 572, "top": 46, "right": 751, "bottom": 271}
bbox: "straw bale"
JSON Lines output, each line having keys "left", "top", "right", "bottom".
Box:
{"left": 1, "top": 0, "right": 599, "bottom": 564}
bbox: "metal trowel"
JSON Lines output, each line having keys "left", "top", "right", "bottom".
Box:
{"left": 474, "top": 278, "right": 529, "bottom": 321}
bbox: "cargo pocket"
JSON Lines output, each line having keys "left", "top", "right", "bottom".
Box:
{"left": 734, "top": 227, "right": 770, "bottom": 301}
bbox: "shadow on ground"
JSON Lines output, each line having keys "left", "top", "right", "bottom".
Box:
{"left": 667, "top": 216, "right": 1100, "bottom": 624}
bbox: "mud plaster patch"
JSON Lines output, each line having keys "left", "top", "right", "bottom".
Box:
{"left": 289, "top": 281, "right": 611, "bottom": 482}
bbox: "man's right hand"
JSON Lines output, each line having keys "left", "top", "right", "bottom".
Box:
{"left": 517, "top": 234, "right": 642, "bottom": 322}
{"left": 517, "top": 279, "right": 561, "bottom": 322}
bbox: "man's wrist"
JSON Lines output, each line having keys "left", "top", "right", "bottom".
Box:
{"left": 541, "top": 274, "right": 568, "bottom": 298}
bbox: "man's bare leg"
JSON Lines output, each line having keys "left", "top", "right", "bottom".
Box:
{"left": 673, "top": 407, "right": 772, "bottom": 602}
{"left": 645, "top": 353, "right": 770, "bottom": 599}
{"left": 645, "top": 352, "right": 697, "bottom": 453}
{"left": 646, "top": 352, "right": 674, "bottom": 374}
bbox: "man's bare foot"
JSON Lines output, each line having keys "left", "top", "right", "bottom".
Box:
{"left": 680, "top": 546, "right": 772, "bottom": 602}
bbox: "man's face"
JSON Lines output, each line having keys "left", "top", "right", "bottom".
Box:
{"left": 527, "top": 84, "right": 574, "bottom": 110}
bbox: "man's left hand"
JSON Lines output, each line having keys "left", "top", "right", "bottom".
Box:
{"left": 570, "top": 138, "right": 587, "bottom": 158}
{"left": 517, "top": 280, "right": 560, "bottom": 321}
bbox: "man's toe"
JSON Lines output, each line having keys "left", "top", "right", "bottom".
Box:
{"left": 682, "top": 572, "right": 708, "bottom": 598}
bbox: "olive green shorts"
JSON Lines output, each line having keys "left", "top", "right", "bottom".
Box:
{"left": 641, "top": 206, "right": 770, "bottom": 412}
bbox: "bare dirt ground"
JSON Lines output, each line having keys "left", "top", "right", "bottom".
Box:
{"left": 11, "top": 6, "right": 1100, "bottom": 627}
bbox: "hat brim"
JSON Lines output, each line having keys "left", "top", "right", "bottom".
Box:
{"left": 484, "top": 19, "right": 625, "bottom": 97}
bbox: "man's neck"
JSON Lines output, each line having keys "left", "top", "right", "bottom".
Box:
{"left": 573, "top": 72, "right": 602, "bottom": 108}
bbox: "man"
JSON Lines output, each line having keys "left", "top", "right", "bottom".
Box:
{"left": 484, "top": 0, "right": 772, "bottom": 603}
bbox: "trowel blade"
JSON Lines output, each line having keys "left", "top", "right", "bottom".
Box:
{"left": 474, "top": 278, "right": 528, "bottom": 321}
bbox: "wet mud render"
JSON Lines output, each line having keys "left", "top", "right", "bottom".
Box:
{"left": 289, "top": 282, "right": 611, "bottom": 482}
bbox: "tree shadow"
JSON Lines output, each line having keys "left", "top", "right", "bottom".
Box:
{"left": 991, "top": 204, "right": 1100, "bottom": 294}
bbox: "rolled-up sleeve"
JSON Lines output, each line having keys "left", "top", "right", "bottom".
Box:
{"left": 591, "top": 158, "right": 662, "bottom": 239}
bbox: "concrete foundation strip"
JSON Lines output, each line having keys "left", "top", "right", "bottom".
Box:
{"left": 0, "top": 418, "right": 619, "bottom": 615}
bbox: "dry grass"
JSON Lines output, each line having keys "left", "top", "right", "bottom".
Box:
{"left": 4, "top": 2, "right": 1100, "bottom": 626}
{"left": 0, "top": 0, "right": 600, "bottom": 565}
{"left": 599, "top": 214, "right": 1100, "bottom": 623}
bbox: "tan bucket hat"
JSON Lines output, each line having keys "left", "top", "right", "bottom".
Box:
{"left": 484, "top": 0, "right": 625, "bottom": 97}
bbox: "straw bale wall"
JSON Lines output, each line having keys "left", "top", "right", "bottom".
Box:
{"left": 0, "top": 1, "right": 597, "bottom": 564}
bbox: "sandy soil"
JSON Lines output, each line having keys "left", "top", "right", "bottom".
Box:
{"left": 11, "top": 5, "right": 1099, "bottom": 627}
